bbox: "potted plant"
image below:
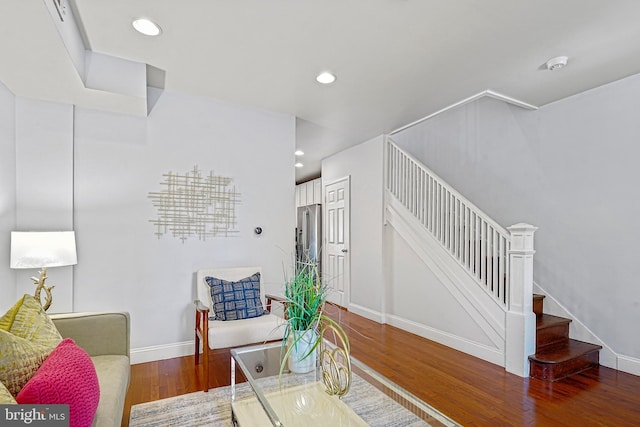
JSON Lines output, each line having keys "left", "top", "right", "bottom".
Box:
{"left": 279, "top": 261, "right": 349, "bottom": 376}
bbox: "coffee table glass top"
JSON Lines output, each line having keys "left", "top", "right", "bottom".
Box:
{"left": 230, "top": 340, "right": 460, "bottom": 427}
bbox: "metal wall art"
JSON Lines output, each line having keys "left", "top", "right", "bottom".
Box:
{"left": 148, "top": 165, "right": 240, "bottom": 242}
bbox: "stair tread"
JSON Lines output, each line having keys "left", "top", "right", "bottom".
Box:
{"left": 530, "top": 339, "right": 602, "bottom": 364}
{"left": 536, "top": 313, "right": 571, "bottom": 328}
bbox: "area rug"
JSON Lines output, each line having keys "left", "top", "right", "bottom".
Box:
{"left": 130, "top": 374, "right": 442, "bottom": 427}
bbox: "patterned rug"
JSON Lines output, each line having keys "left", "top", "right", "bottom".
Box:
{"left": 129, "top": 374, "right": 444, "bottom": 427}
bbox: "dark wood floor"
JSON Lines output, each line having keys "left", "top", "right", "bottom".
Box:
{"left": 123, "top": 306, "right": 640, "bottom": 426}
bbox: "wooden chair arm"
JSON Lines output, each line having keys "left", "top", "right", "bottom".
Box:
{"left": 265, "top": 294, "right": 288, "bottom": 317}
{"left": 194, "top": 299, "right": 210, "bottom": 314}
{"left": 265, "top": 293, "right": 286, "bottom": 303}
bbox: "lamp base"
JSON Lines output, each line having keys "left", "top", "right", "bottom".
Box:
{"left": 31, "top": 268, "right": 55, "bottom": 311}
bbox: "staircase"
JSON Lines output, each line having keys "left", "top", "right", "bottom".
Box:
{"left": 529, "top": 294, "right": 601, "bottom": 381}
{"left": 386, "top": 138, "right": 606, "bottom": 380}
{"left": 385, "top": 138, "right": 538, "bottom": 376}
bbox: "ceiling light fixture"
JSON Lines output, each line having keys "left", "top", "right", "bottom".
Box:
{"left": 546, "top": 56, "right": 568, "bottom": 71}
{"left": 295, "top": 150, "right": 304, "bottom": 156}
{"left": 316, "top": 72, "right": 336, "bottom": 85}
{"left": 132, "top": 18, "right": 162, "bottom": 36}
{"left": 295, "top": 162, "right": 304, "bottom": 168}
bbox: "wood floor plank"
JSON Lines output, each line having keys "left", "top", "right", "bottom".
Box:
{"left": 122, "top": 306, "right": 640, "bottom": 426}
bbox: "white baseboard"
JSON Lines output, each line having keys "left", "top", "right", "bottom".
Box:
{"left": 385, "top": 313, "right": 504, "bottom": 367}
{"left": 617, "top": 355, "right": 640, "bottom": 377}
{"left": 348, "top": 303, "right": 384, "bottom": 323}
{"left": 130, "top": 341, "right": 194, "bottom": 365}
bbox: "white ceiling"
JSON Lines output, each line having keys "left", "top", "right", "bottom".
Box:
{"left": 3, "top": 1, "right": 640, "bottom": 182}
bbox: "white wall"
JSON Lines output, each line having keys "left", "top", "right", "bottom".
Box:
{"left": 322, "top": 136, "right": 385, "bottom": 320}
{"left": 0, "top": 91, "right": 74, "bottom": 312}
{"left": 14, "top": 98, "right": 75, "bottom": 312}
{"left": 0, "top": 85, "right": 295, "bottom": 361}
{"left": 0, "top": 82, "right": 16, "bottom": 307}
{"left": 385, "top": 224, "right": 497, "bottom": 346}
{"left": 72, "top": 90, "right": 295, "bottom": 357}
{"left": 391, "top": 73, "right": 640, "bottom": 362}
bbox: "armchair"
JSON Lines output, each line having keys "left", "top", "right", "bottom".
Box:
{"left": 194, "top": 267, "right": 285, "bottom": 391}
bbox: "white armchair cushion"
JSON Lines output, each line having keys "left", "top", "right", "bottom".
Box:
{"left": 208, "top": 314, "right": 285, "bottom": 349}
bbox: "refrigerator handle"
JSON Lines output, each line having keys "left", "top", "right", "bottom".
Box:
{"left": 302, "top": 208, "right": 309, "bottom": 252}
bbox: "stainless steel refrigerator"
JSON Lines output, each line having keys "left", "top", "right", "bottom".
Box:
{"left": 296, "top": 204, "right": 322, "bottom": 272}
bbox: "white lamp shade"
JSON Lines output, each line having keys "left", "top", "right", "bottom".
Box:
{"left": 10, "top": 231, "right": 77, "bottom": 269}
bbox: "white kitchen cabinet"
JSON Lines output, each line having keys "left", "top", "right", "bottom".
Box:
{"left": 296, "top": 178, "right": 322, "bottom": 207}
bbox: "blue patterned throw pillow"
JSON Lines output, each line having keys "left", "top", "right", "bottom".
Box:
{"left": 205, "top": 273, "right": 268, "bottom": 321}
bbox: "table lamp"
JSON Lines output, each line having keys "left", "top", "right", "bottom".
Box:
{"left": 10, "top": 231, "right": 77, "bottom": 311}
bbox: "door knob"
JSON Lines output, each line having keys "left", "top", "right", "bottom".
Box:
{"left": 341, "top": 249, "right": 348, "bottom": 253}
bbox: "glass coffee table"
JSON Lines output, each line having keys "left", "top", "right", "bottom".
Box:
{"left": 230, "top": 340, "right": 460, "bottom": 427}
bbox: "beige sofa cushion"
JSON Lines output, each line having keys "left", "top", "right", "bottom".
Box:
{"left": 91, "top": 355, "right": 130, "bottom": 427}
{"left": 52, "top": 312, "right": 129, "bottom": 358}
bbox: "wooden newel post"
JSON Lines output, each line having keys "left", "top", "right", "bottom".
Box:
{"left": 505, "top": 223, "right": 537, "bottom": 377}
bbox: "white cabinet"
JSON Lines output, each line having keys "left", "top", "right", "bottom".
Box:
{"left": 296, "top": 178, "right": 322, "bottom": 207}
{"left": 306, "top": 183, "right": 315, "bottom": 205}
{"left": 297, "top": 184, "right": 307, "bottom": 207}
{"left": 313, "top": 179, "right": 322, "bottom": 204}
{"left": 295, "top": 183, "right": 303, "bottom": 208}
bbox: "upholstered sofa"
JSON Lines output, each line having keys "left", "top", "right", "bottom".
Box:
{"left": 51, "top": 312, "right": 131, "bottom": 427}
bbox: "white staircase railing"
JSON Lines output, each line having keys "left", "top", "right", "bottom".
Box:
{"left": 385, "top": 138, "right": 536, "bottom": 377}
{"left": 384, "top": 137, "right": 537, "bottom": 377}
{"left": 385, "top": 138, "right": 511, "bottom": 308}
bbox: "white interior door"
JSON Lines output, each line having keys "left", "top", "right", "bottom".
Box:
{"left": 323, "top": 177, "right": 350, "bottom": 307}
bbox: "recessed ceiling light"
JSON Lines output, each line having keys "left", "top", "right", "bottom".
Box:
{"left": 316, "top": 72, "right": 336, "bottom": 85}
{"left": 295, "top": 162, "right": 304, "bottom": 168}
{"left": 546, "top": 56, "right": 568, "bottom": 71}
{"left": 295, "top": 150, "right": 304, "bottom": 156}
{"left": 132, "top": 18, "right": 162, "bottom": 36}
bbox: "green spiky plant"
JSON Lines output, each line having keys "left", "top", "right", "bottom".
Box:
{"left": 279, "top": 260, "right": 349, "bottom": 377}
